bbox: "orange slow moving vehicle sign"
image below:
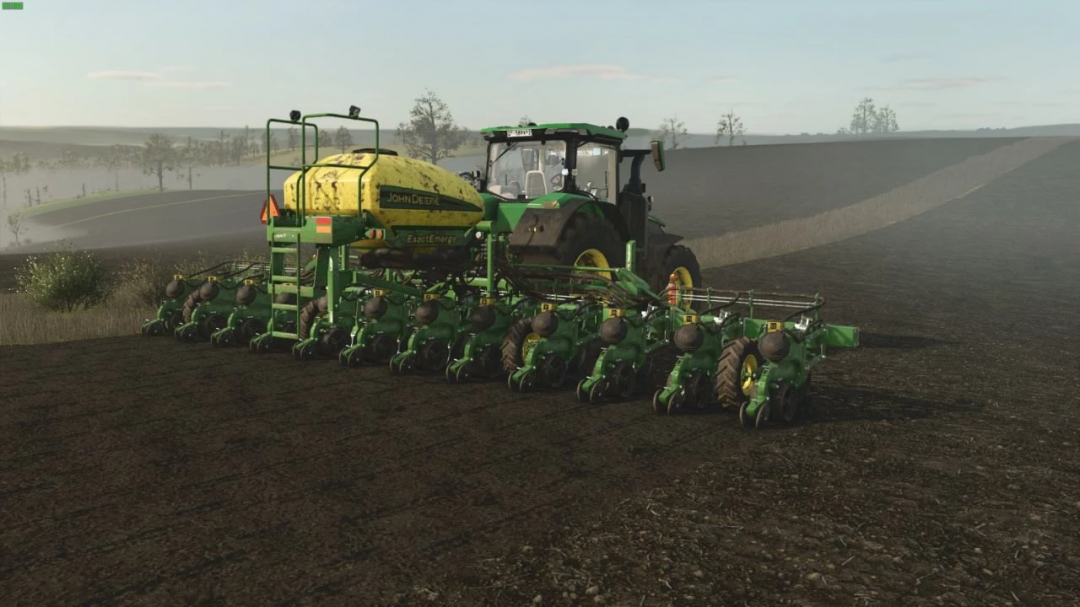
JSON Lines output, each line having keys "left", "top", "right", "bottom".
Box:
{"left": 260, "top": 194, "right": 281, "bottom": 225}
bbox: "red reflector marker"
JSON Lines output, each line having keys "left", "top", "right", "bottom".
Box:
{"left": 316, "top": 216, "right": 332, "bottom": 225}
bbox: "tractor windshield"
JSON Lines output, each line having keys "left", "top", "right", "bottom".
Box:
{"left": 485, "top": 140, "right": 567, "bottom": 200}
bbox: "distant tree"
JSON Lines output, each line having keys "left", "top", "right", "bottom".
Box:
{"left": 836, "top": 127, "right": 850, "bottom": 135}
{"left": 175, "top": 137, "right": 205, "bottom": 190}
{"left": 849, "top": 97, "right": 878, "bottom": 136}
{"left": 317, "top": 129, "right": 332, "bottom": 155}
{"left": 142, "top": 133, "right": 177, "bottom": 193}
{"left": 715, "top": 109, "right": 746, "bottom": 146}
{"left": 216, "top": 130, "right": 230, "bottom": 166}
{"left": 287, "top": 127, "right": 299, "bottom": 151}
{"left": 518, "top": 115, "right": 533, "bottom": 126}
{"left": 334, "top": 126, "right": 354, "bottom": 153}
{"left": 58, "top": 148, "right": 85, "bottom": 170}
{"left": 397, "top": 89, "right": 468, "bottom": 164}
{"left": 262, "top": 130, "right": 280, "bottom": 155}
{"left": 98, "top": 145, "right": 129, "bottom": 191}
{"left": 6, "top": 210, "right": 25, "bottom": 247}
{"left": 0, "top": 152, "right": 31, "bottom": 210}
{"left": 873, "top": 105, "right": 900, "bottom": 134}
{"left": 657, "top": 116, "right": 688, "bottom": 150}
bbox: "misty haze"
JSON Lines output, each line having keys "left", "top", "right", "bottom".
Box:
{"left": 0, "top": 1, "right": 1077, "bottom": 606}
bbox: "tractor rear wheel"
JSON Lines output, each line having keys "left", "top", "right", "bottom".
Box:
{"left": 716, "top": 337, "right": 761, "bottom": 409}
{"left": 518, "top": 212, "right": 625, "bottom": 275}
{"left": 645, "top": 245, "right": 702, "bottom": 310}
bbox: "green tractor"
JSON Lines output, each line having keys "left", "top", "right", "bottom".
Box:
{"left": 478, "top": 117, "right": 700, "bottom": 297}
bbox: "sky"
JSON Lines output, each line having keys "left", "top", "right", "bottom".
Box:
{"left": 0, "top": 0, "right": 1077, "bottom": 134}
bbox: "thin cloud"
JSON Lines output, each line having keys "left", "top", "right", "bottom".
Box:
{"left": 508, "top": 64, "right": 674, "bottom": 82}
{"left": 148, "top": 81, "right": 231, "bottom": 89}
{"left": 88, "top": 71, "right": 162, "bottom": 81}
{"left": 874, "top": 78, "right": 997, "bottom": 92}
{"left": 159, "top": 65, "right": 193, "bottom": 72}
{"left": 710, "top": 76, "right": 740, "bottom": 84}
{"left": 881, "top": 53, "right": 928, "bottom": 63}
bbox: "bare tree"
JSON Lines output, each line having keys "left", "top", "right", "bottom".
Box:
{"left": 175, "top": 137, "right": 204, "bottom": 190}
{"left": 715, "top": 109, "right": 746, "bottom": 146}
{"left": 262, "top": 130, "right": 279, "bottom": 155}
{"left": 287, "top": 127, "right": 299, "bottom": 151}
{"left": 7, "top": 211, "right": 25, "bottom": 247}
{"left": 98, "top": 145, "right": 129, "bottom": 191}
{"left": 334, "top": 126, "right": 354, "bottom": 153}
{"left": 142, "top": 133, "right": 177, "bottom": 193}
{"left": 518, "top": 115, "right": 533, "bottom": 126}
{"left": 0, "top": 152, "right": 31, "bottom": 209}
{"left": 874, "top": 105, "right": 900, "bottom": 134}
{"left": 657, "top": 116, "right": 688, "bottom": 150}
{"left": 397, "top": 90, "right": 468, "bottom": 164}
{"left": 316, "top": 129, "right": 332, "bottom": 155}
{"left": 849, "top": 98, "right": 877, "bottom": 136}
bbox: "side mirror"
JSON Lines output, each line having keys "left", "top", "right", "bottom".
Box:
{"left": 650, "top": 140, "right": 666, "bottom": 172}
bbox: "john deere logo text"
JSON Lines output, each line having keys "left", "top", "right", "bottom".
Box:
{"left": 380, "top": 186, "right": 473, "bottom": 211}
{"left": 386, "top": 191, "right": 440, "bottom": 207}
{"left": 406, "top": 234, "right": 458, "bottom": 245}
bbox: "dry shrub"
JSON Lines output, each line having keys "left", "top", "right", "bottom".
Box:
{"left": 14, "top": 247, "right": 114, "bottom": 312}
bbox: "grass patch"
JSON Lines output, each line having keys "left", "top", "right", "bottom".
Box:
{"left": 0, "top": 247, "right": 269, "bottom": 346}
{"left": 0, "top": 292, "right": 156, "bottom": 346}
{"left": 21, "top": 189, "right": 166, "bottom": 218}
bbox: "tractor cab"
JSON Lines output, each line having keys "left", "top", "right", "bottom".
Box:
{"left": 479, "top": 122, "right": 629, "bottom": 203}
{"left": 477, "top": 118, "right": 679, "bottom": 289}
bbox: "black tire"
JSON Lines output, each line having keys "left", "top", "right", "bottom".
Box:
{"left": 518, "top": 212, "right": 626, "bottom": 270}
{"left": 645, "top": 244, "right": 703, "bottom": 309}
{"left": 298, "top": 298, "right": 324, "bottom": 340}
{"left": 501, "top": 318, "right": 534, "bottom": 375}
{"left": 716, "top": 337, "right": 761, "bottom": 408}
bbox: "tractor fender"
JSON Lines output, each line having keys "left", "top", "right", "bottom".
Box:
{"left": 506, "top": 199, "right": 630, "bottom": 255}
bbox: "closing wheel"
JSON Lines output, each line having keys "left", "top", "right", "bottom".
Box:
{"left": 340, "top": 347, "right": 363, "bottom": 368}
{"left": 576, "top": 379, "right": 590, "bottom": 403}
{"left": 175, "top": 323, "right": 198, "bottom": 343}
{"left": 588, "top": 381, "right": 606, "bottom": 404}
{"left": 688, "top": 370, "right": 712, "bottom": 409}
{"left": 162, "top": 310, "right": 184, "bottom": 333}
{"left": 197, "top": 312, "right": 228, "bottom": 341}
{"left": 476, "top": 346, "right": 504, "bottom": 379}
{"left": 453, "top": 364, "right": 470, "bottom": 384}
{"left": 293, "top": 340, "right": 317, "bottom": 361}
{"left": 539, "top": 353, "right": 568, "bottom": 389}
{"left": 739, "top": 402, "right": 751, "bottom": 429}
{"left": 365, "top": 333, "right": 399, "bottom": 364}
{"left": 755, "top": 401, "right": 771, "bottom": 430}
{"left": 511, "top": 369, "right": 533, "bottom": 393}
{"left": 211, "top": 328, "right": 234, "bottom": 348}
{"left": 666, "top": 389, "right": 687, "bottom": 415}
{"left": 774, "top": 381, "right": 798, "bottom": 423}
{"left": 418, "top": 339, "right": 451, "bottom": 371}
{"left": 652, "top": 390, "right": 665, "bottom": 415}
{"left": 611, "top": 362, "right": 636, "bottom": 400}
